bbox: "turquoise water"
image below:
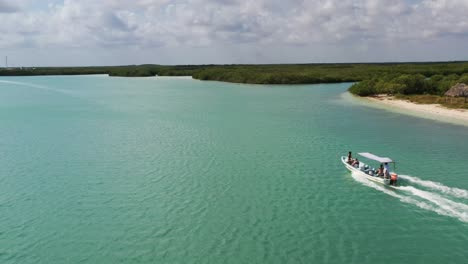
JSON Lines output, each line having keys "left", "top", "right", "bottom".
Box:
{"left": 1, "top": 76, "right": 467, "bottom": 263}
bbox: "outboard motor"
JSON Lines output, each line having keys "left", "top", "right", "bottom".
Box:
{"left": 390, "top": 173, "right": 398, "bottom": 186}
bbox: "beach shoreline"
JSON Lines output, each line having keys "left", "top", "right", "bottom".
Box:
{"left": 355, "top": 94, "right": 468, "bottom": 127}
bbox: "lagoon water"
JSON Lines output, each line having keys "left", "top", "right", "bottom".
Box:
{"left": 1, "top": 76, "right": 467, "bottom": 263}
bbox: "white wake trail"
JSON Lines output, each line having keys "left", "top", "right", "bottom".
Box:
{"left": 399, "top": 175, "right": 468, "bottom": 199}
{"left": 399, "top": 186, "right": 468, "bottom": 222}
{"left": 351, "top": 172, "right": 468, "bottom": 223}
{"left": 351, "top": 172, "right": 438, "bottom": 213}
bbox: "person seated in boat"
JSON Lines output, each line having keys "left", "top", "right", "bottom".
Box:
{"left": 383, "top": 162, "right": 390, "bottom": 178}
{"left": 376, "top": 164, "right": 384, "bottom": 177}
{"left": 347, "top": 151, "right": 353, "bottom": 164}
{"left": 351, "top": 158, "right": 359, "bottom": 167}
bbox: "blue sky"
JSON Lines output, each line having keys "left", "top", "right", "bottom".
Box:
{"left": 1, "top": 0, "right": 468, "bottom": 66}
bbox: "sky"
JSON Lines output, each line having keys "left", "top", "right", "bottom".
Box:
{"left": 1, "top": 0, "right": 468, "bottom": 66}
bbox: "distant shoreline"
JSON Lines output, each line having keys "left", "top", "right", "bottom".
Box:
{"left": 2, "top": 62, "right": 468, "bottom": 84}
{"left": 359, "top": 94, "right": 468, "bottom": 126}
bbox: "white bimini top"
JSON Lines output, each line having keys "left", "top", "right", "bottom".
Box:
{"left": 358, "top": 152, "right": 394, "bottom": 163}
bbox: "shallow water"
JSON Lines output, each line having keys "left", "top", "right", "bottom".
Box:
{"left": 1, "top": 76, "right": 467, "bottom": 263}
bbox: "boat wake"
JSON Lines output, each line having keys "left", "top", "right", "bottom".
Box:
{"left": 351, "top": 172, "right": 468, "bottom": 223}
{"left": 399, "top": 175, "right": 468, "bottom": 199}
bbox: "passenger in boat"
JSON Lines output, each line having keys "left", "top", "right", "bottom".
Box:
{"left": 377, "top": 164, "right": 384, "bottom": 177}
{"left": 384, "top": 162, "right": 390, "bottom": 177}
{"left": 351, "top": 159, "right": 359, "bottom": 167}
{"left": 347, "top": 151, "right": 353, "bottom": 164}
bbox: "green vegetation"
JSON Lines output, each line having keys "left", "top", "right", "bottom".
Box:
{"left": 0, "top": 65, "right": 201, "bottom": 77}
{"left": 192, "top": 62, "right": 468, "bottom": 85}
{"left": 191, "top": 64, "right": 361, "bottom": 84}
{"left": 348, "top": 72, "right": 468, "bottom": 96}
{"left": 108, "top": 65, "right": 204, "bottom": 77}
{"left": 394, "top": 94, "right": 468, "bottom": 109}
{"left": 3, "top": 62, "right": 468, "bottom": 85}
{"left": 0, "top": 66, "right": 109, "bottom": 76}
{"left": 2, "top": 62, "right": 468, "bottom": 108}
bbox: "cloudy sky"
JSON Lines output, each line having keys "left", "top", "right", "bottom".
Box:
{"left": 1, "top": 0, "right": 468, "bottom": 66}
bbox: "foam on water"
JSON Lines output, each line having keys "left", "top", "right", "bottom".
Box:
{"left": 351, "top": 171, "right": 468, "bottom": 223}
{"left": 399, "top": 175, "right": 468, "bottom": 199}
{"left": 399, "top": 186, "right": 468, "bottom": 222}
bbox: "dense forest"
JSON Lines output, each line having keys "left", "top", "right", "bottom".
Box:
{"left": 2, "top": 62, "right": 468, "bottom": 106}
{"left": 3, "top": 62, "right": 468, "bottom": 84}
{"left": 192, "top": 62, "right": 468, "bottom": 85}
{"left": 0, "top": 65, "right": 201, "bottom": 77}
{"left": 348, "top": 72, "right": 468, "bottom": 96}
{"left": 0, "top": 66, "right": 108, "bottom": 76}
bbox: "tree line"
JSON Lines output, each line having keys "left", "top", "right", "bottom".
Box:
{"left": 2, "top": 62, "right": 468, "bottom": 98}
{"left": 348, "top": 73, "right": 468, "bottom": 96}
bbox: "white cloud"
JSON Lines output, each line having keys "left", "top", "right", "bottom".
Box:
{"left": 1, "top": 0, "right": 468, "bottom": 65}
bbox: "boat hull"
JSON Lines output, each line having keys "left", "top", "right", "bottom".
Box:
{"left": 341, "top": 156, "right": 392, "bottom": 185}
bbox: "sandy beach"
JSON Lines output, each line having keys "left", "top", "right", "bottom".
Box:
{"left": 358, "top": 95, "right": 468, "bottom": 127}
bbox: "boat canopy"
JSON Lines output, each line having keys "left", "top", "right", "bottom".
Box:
{"left": 358, "top": 152, "right": 394, "bottom": 163}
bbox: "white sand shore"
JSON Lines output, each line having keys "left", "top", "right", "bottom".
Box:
{"left": 357, "top": 94, "right": 468, "bottom": 127}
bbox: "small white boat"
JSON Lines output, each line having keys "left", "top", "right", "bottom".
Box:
{"left": 341, "top": 152, "right": 399, "bottom": 186}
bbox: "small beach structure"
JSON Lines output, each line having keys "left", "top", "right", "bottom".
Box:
{"left": 445, "top": 83, "right": 468, "bottom": 103}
